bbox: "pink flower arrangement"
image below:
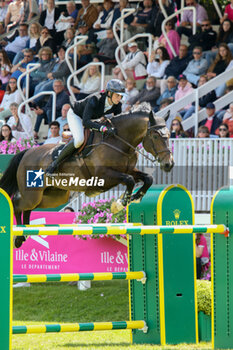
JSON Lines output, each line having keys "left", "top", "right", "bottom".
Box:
{"left": 75, "top": 198, "right": 127, "bottom": 240}
{"left": 0, "top": 138, "right": 39, "bottom": 154}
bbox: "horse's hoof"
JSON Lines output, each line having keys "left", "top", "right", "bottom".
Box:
{"left": 14, "top": 236, "right": 26, "bottom": 249}
{"left": 111, "top": 199, "right": 124, "bottom": 214}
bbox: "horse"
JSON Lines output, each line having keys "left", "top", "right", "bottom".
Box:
{"left": 0, "top": 103, "right": 174, "bottom": 247}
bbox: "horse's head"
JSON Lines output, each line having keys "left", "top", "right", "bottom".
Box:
{"left": 143, "top": 111, "right": 174, "bottom": 172}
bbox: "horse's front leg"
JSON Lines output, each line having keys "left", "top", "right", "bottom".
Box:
{"left": 129, "top": 169, "right": 153, "bottom": 204}
{"left": 105, "top": 169, "right": 135, "bottom": 214}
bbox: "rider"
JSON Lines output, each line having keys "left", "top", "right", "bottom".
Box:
{"left": 45, "top": 79, "right": 125, "bottom": 175}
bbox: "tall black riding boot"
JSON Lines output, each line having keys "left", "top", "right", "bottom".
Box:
{"left": 45, "top": 140, "right": 76, "bottom": 176}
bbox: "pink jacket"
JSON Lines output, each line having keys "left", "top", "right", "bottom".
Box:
{"left": 159, "top": 30, "right": 180, "bottom": 59}
{"left": 175, "top": 82, "right": 193, "bottom": 110}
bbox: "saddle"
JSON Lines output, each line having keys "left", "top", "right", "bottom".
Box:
{"left": 52, "top": 128, "right": 94, "bottom": 161}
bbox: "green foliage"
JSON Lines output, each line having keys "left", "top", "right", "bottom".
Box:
{"left": 196, "top": 280, "right": 211, "bottom": 316}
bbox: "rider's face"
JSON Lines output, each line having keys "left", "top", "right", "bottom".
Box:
{"left": 111, "top": 93, "right": 123, "bottom": 105}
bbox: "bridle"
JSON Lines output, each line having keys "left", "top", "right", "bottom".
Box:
{"left": 145, "top": 125, "right": 172, "bottom": 163}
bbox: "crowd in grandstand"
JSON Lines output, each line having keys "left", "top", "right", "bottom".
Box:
{"left": 0, "top": 0, "right": 233, "bottom": 147}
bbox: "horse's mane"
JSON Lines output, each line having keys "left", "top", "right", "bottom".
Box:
{"left": 112, "top": 102, "right": 152, "bottom": 122}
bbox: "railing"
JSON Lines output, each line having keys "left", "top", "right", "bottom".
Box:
{"left": 67, "top": 62, "right": 105, "bottom": 103}
{"left": 62, "top": 138, "right": 233, "bottom": 213}
{"left": 156, "top": 66, "right": 233, "bottom": 135}
{"left": 65, "top": 35, "right": 88, "bottom": 77}
{"left": 17, "top": 63, "right": 57, "bottom": 123}
{"left": 115, "top": 34, "right": 153, "bottom": 80}
{"left": 161, "top": 6, "right": 196, "bottom": 58}
{"left": 113, "top": 8, "right": 136, "bottom": 59}
{"left": 18, "top": 91, "right": 57, "bottom": 131}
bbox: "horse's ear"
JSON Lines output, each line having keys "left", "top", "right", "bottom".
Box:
{"left": 163, "top": 111, "right": 170, "bottom": 122}
{"left": 149, "top": 111, "right": 155, "bottom": 126}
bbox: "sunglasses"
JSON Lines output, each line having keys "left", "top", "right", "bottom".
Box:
{"left": 202, "top": 24, "right": 209, "bottom": 27}
{"left": 219, "top": 128, "right": 227, "bottom": 131}
{"left": 9, "top": 81, "right": 16, "bottom": 84}
{"left": 172, "top": 123, "right": 179, "bottom": 126}
{"left": 63, "top": 128, "right": 70, "bottom": 131}
{"left": 193, "top": 51, "right": 201, "bottom": 54}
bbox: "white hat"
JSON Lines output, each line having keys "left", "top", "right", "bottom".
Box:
{"left": 128, "top": 42, "right": 138, "bottom": 48}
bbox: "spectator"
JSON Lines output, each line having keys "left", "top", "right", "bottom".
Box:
{"left": 5, "top": 0, "right": 23, "bottom": 32}
{"left": 44, "top": 121, "right": 62, "bottom": 144}
{"left": 204, "top": 19, "right": 233, "bottom": 66}
{"left": 111, "top": 0, "right": 134, "bottom": 27}
{"left": 94, "top": 27, "right": 118, "bottom": 63}
{"left": 0, "top": 23, "right": 29, "bottom": 62}
{"left": 158, "top": 20, "right": 180, "bottom": 59}
{"left": 221, "top": 104, "right": 233, "bottom": 137}
{"left": 201, "top": 102, "right": 221, "bottom": 136}
{"left": 160, "top": 98, "right": 180, "bottom": 129}
{"left": 12, "top": 22, "right": 41, "bottom": 64}
{"left": 170, "top": 116, "right": 187, "bottom": 138}
{"left": 0, "top": 77, "right": 23, "bottom": 122}
{"left": 0, "top": 1, "right": 8, "bottom": 34}
{"left": 11, "top": 48, "right": 35, "bottom": 84}
{"left": 0, "top": 49, "right": 12, "bottom": 89}
{"left": 39, "top": 0, "right": 61, "bottom": 40}
{"left": 55, "top": 1, "right": 78, "bottom": 43}
{"left": 124, "top": 0, "right": 154, "bottom": 41}
{"left": 196, "top": 233, "right": 209, "bottom": 279}
{"left": 35, "top": 26, "right": 56, "bottom": 54}
{"left": 207, "top": 43, "right": 233, "bottom": 97}
{"left": 147, "top": 0, "right": 174, "bottom": 37}
{"left": 113, "top": 42, "right": 147, "bottom": 81}
{"left": 50, "top": 103, "right": 70, "bottom": 136}
{"left": 75, "top": 22, "right": 95, "bottom": 67}
{"left": 33, "top": 79, "right": 69, "bottom": 139}
{"left": 27, "top": 46, "right": 56, "bottom": 94}
{"left": 161, "top": 45, "right": 191, "bottom": 93}
{"left": 62, "top": 27, "right": 75, "bottom": 49}
{"left": 122, "top": 77, "right": 139, "bottom": 112}
{"left": 217, "top": 123, "right": 230, "bottom": 138}
{"left": 127, "top": 76, "right": 160, "bottom": 109}
{"left": 0, "top": 124, "right": 16, "bottom": 142}
{"left": 174, "top": 74, "right": 194, "bottom": 116}
{"left": 61, "top": 123, "right": 72, "bottom": 144}
{"left": 20, "top": 0, "right": 39, "bottom": 23}
{"left": 183, "top": 46, "right": 208, "bottom": 86}
{"left": 182, "top": 74, "right": 216, "bottom": 120}
{"left": 92, "top": 0, "right": 114, "bottom": 40}
{"left": 155, "top": 76, "right": 177, "bottom": 111}
{"left": 188, "top": 19, "right": 217, "bottom": 53}
{"left": 221, "top": 0, "right": 233, "bottom": 23}
{"left": 34, "top": 46, "right": 72, "bottom": 98}
{"left": 64, "top": 206, "right": 74, "bottom": 212}
{"left": 147, "top": 46, "right": 170, "bottom": 79}
{"left": 71, "top": 64, "right": 101, "bottom": 100}
{"left": 197, "top": 125, "right": 210, "bottom": 138}
{"left": 177, "top": 0, "right": 208, "bottom": 39}
{"left": 74, "top": 0, "right": 98, "bottom": 32}
{"left": 7, "top": 102, "right": 33, "bottom": 140}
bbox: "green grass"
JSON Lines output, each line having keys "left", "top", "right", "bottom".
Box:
{"left": 13, "top": 281, "right": 211, "bottom": 350}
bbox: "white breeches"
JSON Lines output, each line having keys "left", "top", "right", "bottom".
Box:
{"left": 67, "top": 108, "right": 85, "bottom": 148}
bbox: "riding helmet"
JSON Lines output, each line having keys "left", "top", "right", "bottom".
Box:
{"left": 106, "top": 79, "right": 125, "bottom": 96}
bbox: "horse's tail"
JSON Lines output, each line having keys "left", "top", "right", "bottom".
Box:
{"left": 0, "top": 149, "right": 28, "bottom": 197}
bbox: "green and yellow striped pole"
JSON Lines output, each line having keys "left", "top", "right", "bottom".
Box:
{"left": 13, "top": 321, "right": 147, "bottom": 334}
{"left": 13, "top": 271, "right": 146, "bottom": 284}
{"left": 13, "top": 224, "right": 229, "bottom": 236}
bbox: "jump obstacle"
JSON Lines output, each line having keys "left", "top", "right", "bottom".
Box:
{"left": 0, "top": 184, "right": 232, "bottom": 350}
